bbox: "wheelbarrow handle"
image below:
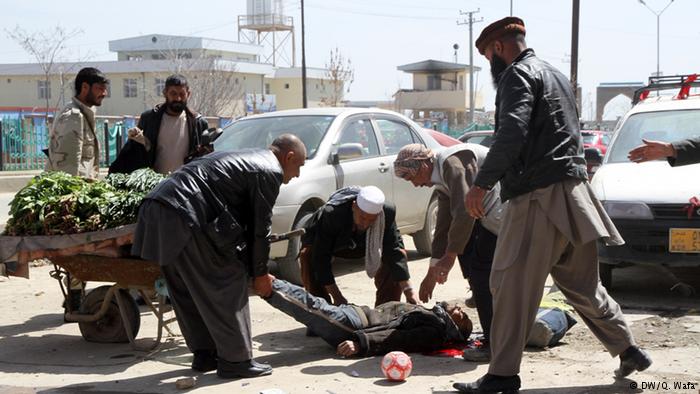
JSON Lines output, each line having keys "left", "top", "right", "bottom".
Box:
{"left": 267, "top": 228, "right": 306, "bottom": 243}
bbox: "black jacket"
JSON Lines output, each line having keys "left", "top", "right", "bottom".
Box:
{"left": 109, "top": 105, "right": 209, "bottom": 174}
{"left": 145, "top": 149, "right": 283, "bottom": 277}
{"left": 669, "top": 137, "right": 700, "bottom": 167}
{"left": 353, "top": 301, "right": 466, "bottom": 356}
{"left": 474, "top": 49, "right": 588, "bottom": 201}
{"left": 302, "top": 198, "right": 409, "bottom": 286}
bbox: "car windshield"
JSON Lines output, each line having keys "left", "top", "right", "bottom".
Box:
{"left": 607, "top": 109, "right": 700, "bottom": 163}
{"left": 214, "top": 115, "right": 335, "bottom": 159}
{"left": 466, "top": 134, "right": 495, "bottom": 147}
{"left": 582, "top": 133, "right": 597, "bottom": 145}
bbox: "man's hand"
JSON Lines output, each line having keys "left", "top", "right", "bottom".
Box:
{"left": 404, "top": 287, "right": 420, "bottom": 305}
{"left": 337, "top": 340, "right": 359, "bottom": 357}
{"left": 628, "top": 139, "right": 676, "bottom": 163}
{"left": 465, "top": 186, "right": 488, "bottom": 219}
{"left": 435, "top": 253, "right": 457, "bottom": 284}
{"left": 325, "top": 284, "right": 348, "bottom": 306}
{"left": 127, "top": 127, "right": 146, "bottom": 145}
{"left": 253, "top": 274, "right": 275, "bottom": 298}
{"left": 419, "top": 269, "right": 438, "bottom": 303}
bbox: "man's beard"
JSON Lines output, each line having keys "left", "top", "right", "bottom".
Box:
{"left": 167, "top": 101, "right": 187, "bottom": 114}
{"left": 85, "top": 90, "right": 102, "bottom": 107}
{"left": 490, "top": 54, "right": 508, "bottom": 88}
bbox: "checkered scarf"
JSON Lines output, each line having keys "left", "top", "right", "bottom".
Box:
{"left": 393, "top": 143, "right": 434, "bottom": 179}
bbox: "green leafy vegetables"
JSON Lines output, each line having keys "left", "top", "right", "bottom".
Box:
{"left": 4, "top": 169, "right": 165, "bottom": 236}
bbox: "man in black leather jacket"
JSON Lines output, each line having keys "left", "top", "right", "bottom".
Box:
{"left": 132, "top": 134, "right": 306, "bottom": 379}
{"left": 108, "top": 74, "right": 209, "bottom": 174}
{"left": 458, "top": 17, "right": 650, "bottom": 393}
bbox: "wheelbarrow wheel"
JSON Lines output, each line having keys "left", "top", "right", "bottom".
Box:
{"left": 78, "top": 285, "right": 141, "bottom": 343}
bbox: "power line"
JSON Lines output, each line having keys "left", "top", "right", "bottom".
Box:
{"left": 303, "top": 3, "right": 455, "bottom": 21}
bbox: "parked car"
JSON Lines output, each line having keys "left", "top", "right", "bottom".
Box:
{"left": 426, "top": 129, "right": 461, "bottom": 147}
{"left": 590, "top": 74, "right": 700, "bottom": 291}
{"left": 214, "top": 108, "right": 444, "bottom": 283}
{"left": 581, "top": 130, "right": 612, "bottom": 154}
{"left": 458, "top": 130, "right": 495, "bottom": 147}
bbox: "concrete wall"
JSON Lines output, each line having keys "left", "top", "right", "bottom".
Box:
{"left": 268, "top": 77, "right": 328, "bottom": 109}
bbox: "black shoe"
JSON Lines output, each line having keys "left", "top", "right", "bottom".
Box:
{"left": 191, "top": 350, "right": 217, "bottom": 372}
{"left": 217, "top": 358, "right": 272, "bottom": 379}
{"left": 615, "top": 346, "right": 652, "bottom": 378}
{"left": 453, "top": 373, "right": 521, "bottom": 393}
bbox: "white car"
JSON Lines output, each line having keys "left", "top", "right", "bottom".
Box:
{"left": 590, "top": 75, "right": 700, "bottom": 290}
{"left": 214, "top": 108, "right": 444, "bottom": 283}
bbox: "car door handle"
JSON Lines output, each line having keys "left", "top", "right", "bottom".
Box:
{"left": 378, "top": 163, "right": 389, "bottom": 173}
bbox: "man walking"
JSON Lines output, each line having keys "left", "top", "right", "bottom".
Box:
{"left": 109, "top": 74, "right": 210, "bottom": 174}
{"left": 394, "top": 143, "right": 502, "bottom": 362}
{"left": 458, "top": 17, "right": 651, "bottom": 393}
{"left": 132, "top": 134, "right": 306, "bottom": 379}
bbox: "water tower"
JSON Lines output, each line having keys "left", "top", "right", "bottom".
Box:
{"left": 238, "top": 0, "right": 295, "bottom": 67}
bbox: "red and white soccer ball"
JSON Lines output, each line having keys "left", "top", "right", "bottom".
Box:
{"left": 380, "top": 351, "right": 412, "bottom": 381}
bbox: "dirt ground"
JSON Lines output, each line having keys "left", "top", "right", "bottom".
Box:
{"left": 0, "top": 238, "right": 699, "bottom": 394}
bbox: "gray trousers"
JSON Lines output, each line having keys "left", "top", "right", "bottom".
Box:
{"left": 134, "top": 200, "right": 252, "bottom": 363}
{"left": 488, "top": 188, "right": 636, "bottom": 376}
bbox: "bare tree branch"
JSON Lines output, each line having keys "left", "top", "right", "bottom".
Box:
{"left": 321, "top": 47, "right": 354, "bottom": 107}
{"left": 6, "top": 25, "right": 83, "bottom": 122}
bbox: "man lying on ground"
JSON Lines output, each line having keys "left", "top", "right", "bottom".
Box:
{"left": 265, "top": 278, "right": 472, "bottom": 357}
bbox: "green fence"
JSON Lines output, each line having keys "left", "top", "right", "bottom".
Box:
{"left": 0, "top": 117, "right": 127, "bottom": 171}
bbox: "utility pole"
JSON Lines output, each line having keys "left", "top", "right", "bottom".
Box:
{"left": 570, "top": 0, "right": 580, "bottom": 106}
{"left": 510, "top": 0, "right": 513, "bottom": 16}
{"left": 458, "top": 9, "right": 482, "bottom": 125}
{"left": 301, "top": 0, "right": 308, "bottom": 108}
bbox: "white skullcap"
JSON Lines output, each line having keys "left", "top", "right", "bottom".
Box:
{"left": 356, "top": 186, "right": 385, "bottom": 215}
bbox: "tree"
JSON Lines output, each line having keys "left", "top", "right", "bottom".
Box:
{"left": 154, "top": 38, "right": 244, "bottom": 117}
{"left": 6, "top": 25, "right": 82, "bottom": 122}
{"left": 321, "top": 47, "right": 354, "bottom": 107}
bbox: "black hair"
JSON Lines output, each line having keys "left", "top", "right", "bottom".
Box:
{"left": 501, "top": 32, "right": 527, "bottom": 46}
{"left": 165, "top": 74, "right": 189, "bottom": 90}
{"left": 74, "top": 67, "right": 109, "bottom": 95}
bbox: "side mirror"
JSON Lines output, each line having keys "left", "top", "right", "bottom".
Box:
{"left": 201, "top": 127, "right": 223, "bottom": 146}
{"left": 331, "top": 143, "right": 363, "bottom": 164}
{"left": 584, "top": 147, "right": 603, "bottom": 178}
{"left": 584, "top": 147, "right": 603, "bottom": 166}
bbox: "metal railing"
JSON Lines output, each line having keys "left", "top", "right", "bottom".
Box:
{"left": 0, "top": 116, "right": 131, "bottom": 171}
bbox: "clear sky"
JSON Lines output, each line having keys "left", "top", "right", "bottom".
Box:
{"left": 1, "top": 0, "right": 698, "bottom": 120}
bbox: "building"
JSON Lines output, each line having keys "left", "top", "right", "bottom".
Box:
{"left": 394, "top": 59, "right": 483, "bottom": 128}
{"left": 0, "top": 34, "right": 333, "bottom": 118}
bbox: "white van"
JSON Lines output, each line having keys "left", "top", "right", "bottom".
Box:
{"left": 590, "top": 75, "right": 700, "bottom": 291}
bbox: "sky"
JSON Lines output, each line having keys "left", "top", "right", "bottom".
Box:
{"left": 1, "top": 0, "right": 698, "bottom": 120}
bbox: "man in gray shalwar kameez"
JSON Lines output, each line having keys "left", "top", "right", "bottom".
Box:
{"left": 132, "top": 134, "right": 306, "bottom": 379}
{"left": 456, "top": 17, "right": 652, "bottom": 393}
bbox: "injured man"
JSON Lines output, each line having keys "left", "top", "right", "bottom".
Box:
{"left": 265, "top": 279, "right": 578, "bottom": 357}
{"left": 266, "top": 278, "right": 472, "bottom": 357}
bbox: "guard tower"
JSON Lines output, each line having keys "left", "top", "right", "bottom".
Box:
{"left": 238, "top": 0, "right": 295, "bottom": 67}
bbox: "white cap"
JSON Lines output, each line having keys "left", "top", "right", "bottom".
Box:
{"left": 356, "top": 186, "right": 385, "bottom": 214}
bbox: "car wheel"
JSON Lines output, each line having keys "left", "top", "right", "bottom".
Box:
{"left": 275, "top": 211, "right": 314, "bottom": 285}
{"left": 599, "top": 263, "right": 614, "bottom": 291}
{"left": 412, "top": 197, "right": 438, "bottom": 256}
